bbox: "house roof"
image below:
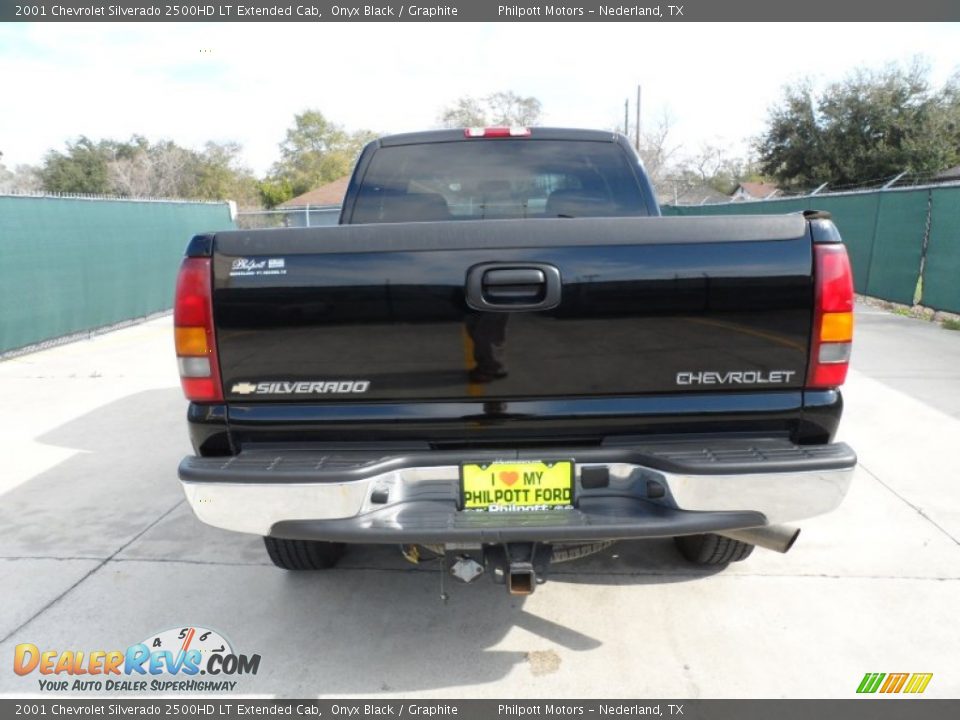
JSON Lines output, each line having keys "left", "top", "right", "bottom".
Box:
{"left": 734, "top": 181, "right": 781, "bottom": 200}
{"left": 279, "top": 176, "right": 350, "bottom": 208}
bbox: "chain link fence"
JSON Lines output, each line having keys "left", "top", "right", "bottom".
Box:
{"left": 236, "top": 206, "right": 340, "bottom": 230}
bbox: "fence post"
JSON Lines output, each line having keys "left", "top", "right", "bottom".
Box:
{"left": 916, "top": 190, "right": 934, "bottom": 305}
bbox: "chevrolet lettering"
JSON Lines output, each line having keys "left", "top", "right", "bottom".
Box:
{"left": 676, "top": 370, "right": 798, "bottom": 385}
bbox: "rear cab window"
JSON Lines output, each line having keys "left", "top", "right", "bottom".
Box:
{"left": 347, "top": 139, "right": 651, "bottom": 224}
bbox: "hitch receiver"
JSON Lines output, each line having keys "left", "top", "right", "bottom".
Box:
{"left": 484, "top": 543, "right": 553, "bottom": 595}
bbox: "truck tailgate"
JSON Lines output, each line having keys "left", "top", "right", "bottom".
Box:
{"left": 211, "top": 215, "right": 812, "bottom": 402}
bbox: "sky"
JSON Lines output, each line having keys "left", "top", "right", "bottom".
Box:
{"left": 1, "top": 22, "right": 958, "bottom": 176}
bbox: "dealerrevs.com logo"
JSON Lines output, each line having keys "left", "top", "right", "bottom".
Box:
{"left": 14, "top": 626, "right": 261, "bottom": 693}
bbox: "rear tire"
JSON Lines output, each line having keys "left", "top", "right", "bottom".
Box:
{"left": 674, "top": 533, "right": 754, "bottom": 565}
{"left": 263, "top": 537, "right": 345, "bottom": 570}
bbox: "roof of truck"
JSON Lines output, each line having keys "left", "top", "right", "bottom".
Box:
{"left": 377, "top": 127, "right": 622, "bottom": 147}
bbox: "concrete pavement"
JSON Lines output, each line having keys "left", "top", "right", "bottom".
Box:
{"left": 1, "top": 302, "right": 958, "bottom": 698}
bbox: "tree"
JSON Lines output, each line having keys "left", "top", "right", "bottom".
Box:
{"left": 612, "top": 109, "right": 758, "bottom": 203}
{"left": 756, "top": 62, "right": 960, "bottom": 188}
{"left": 35, "top": 135, "right": 261, "bottom": 205}
{"left": 0, "top": 152, "right": 12, "bottom": 190}
{"left": 257, "top": 178, "right": 295, "bottom": 209}
{"left": 635, "top": 110, "right": 680, "bottom": 189}
{"left": 438, "top": 96, "right": 487, "bottom": 128}
{"left": 438, "top": 91, "right": 542, "bottom": 127}
{"left": 192, "top": 141, "right": 260, "bottom": 206}
{"left": 267, "top": 110, "right": 374, "bottom": 199}
{"left": 617, "top": 109, "right": 695, "bottom": 199}
{"left": 38, "top": 137, "right": 112, "bottom": 194}
{"left": 142, "top": 141, "right": 197, "bottom": 198}
{"left": 685, "top": 143, "right": 760, "bottom": 195}
{"left": 0, "top": 152, "right": 40, "bottom": 193}
{"left": 485, "top": 91, "right": 543, "bottom": 126}
{"left": 106, "top": 136, "right": 156, "bottom": 197}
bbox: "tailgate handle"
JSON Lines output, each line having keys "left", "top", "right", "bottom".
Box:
{"left": 484, "top": 269, "right": 545, "bottom": 300}
{"left": 466, "top": 263, "right": 562, "bottom": 311}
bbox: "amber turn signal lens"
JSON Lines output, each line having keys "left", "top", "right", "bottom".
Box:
{"left": 175, "top": 326, "right": 209, "bottom": 356}
{"left": 820, "top": 312, "right": 853, "bottom": 342}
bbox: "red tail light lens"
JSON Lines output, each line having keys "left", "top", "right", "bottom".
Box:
{"left": 807, "top": 244, "right": 854, "bottom": 388}
{"left": 174, "top": 257, "right": 223, "bottom": 401}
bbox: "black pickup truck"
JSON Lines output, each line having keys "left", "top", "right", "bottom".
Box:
{"left": 175, "top": 127, "right": 856, "bottom": 594}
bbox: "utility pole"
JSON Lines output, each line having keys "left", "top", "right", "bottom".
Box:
{"left": 624, "top": 99, "right": 629, "bottom": 136}
{"left": 635, "top": 84, "right": 642, "bottom": 151}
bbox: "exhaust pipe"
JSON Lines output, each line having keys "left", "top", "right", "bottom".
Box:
{"left": 719, "top": 525, "right": 800, "bottom": 554}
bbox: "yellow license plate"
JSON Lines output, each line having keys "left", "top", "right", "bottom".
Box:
{"left": 460, "top": 461, "right": 574, "bottom": 511}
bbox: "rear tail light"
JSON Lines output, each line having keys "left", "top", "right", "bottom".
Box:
{"left": 464, "top": 127, "right": 532, "bottom": 138}
{"left": 174, "top": 257, "right": 223, "bottom": 401}
{"left": 807, "top": 244, "right": 854, "bottom": 388}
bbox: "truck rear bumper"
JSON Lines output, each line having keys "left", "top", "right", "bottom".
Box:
{"left": 178, "top": 439, "right": 855, "bottom": 543}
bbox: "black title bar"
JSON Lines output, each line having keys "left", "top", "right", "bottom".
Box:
{"left": 2, "top": 0, "right": 959, "bottom": 22}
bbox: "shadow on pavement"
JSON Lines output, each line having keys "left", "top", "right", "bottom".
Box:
{"left": 0, "top": 388, "right": 188, "bottom": 559}
{"left": 1, "top": 387, "right": 728, "bottom": 695}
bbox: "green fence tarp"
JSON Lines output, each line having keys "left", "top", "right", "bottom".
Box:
{"left": 922, "top": 188, "right": 960, "bottom": 312}
{"left": 864, "top": 191, "right": 928, "bottom": 305}
{"left": 4, "top": 189, "right": 956, "bottom": 357}
{"left": 806, "top": 194, "right": 880, "bottom": 293}
{"left": 662, "top": 186, "right": 960, "bottom": 314}
{"left": 663, "top": 195, "right": 879, "bottom": 293}
{"left": 0, "top": 196, "right": 235, "bottom": 354}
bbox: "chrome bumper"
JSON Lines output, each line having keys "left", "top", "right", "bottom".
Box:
{"left": 180, "top": 446, "right": 855, "bottom": 540}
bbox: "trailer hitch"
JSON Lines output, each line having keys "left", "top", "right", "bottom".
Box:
{"left": 484, "top": 542, "right": 553, "bottom": 595}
